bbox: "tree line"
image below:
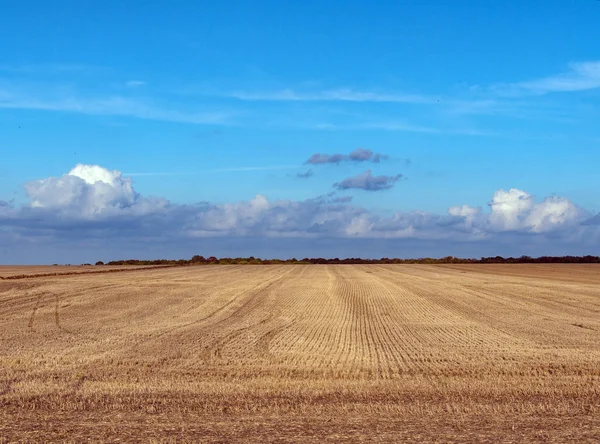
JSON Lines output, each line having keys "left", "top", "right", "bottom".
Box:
{"left": 94, "top": 254, "right": 600, "bottom": 266}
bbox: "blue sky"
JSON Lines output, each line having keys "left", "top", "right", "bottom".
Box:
{"left": 1, "top": 0, "right": 600, "bottom": 263}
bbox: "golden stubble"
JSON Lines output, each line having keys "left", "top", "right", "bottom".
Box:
{"left": 1, "top": 264, "right": 599, "bottom": 441}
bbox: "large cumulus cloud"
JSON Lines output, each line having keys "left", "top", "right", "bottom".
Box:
{"left": 17, "top": 164, "right": 170, "bottom": 222}
{"left": 1, "top": 164, "right": 598, "bottom": 261}
{"left": 25, "top": 164, "right": 137, "bottom": 212}
{"left": 487, "top": 189, "right": 582, "bottom": 233}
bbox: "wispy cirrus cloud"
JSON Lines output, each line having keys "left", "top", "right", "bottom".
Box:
{"left": 353, "top": 121, "right": 498, "bottom": 136}
{"left": 271, "top": 120, "right": 453, "bottom": 135}
{"left": 1, "top": 80, "right": 474, "bottom": 133}
{"left": 0, "top": 63, "right": 109, "bottom": 74}
{"left": 225, "top": 87, "right": 510, "bottom": 119}
{"left": 0, "top": 84, "right": 232, "bottom": 125}
{"left": 3, "top": 60, "right": 598, "bottom": 133}
{"left": 226, "top": 88, "right": 435, "bottom": 104}
{"left": 126, "top": 165, "right": 298, "bottom": 177}
{"left": 493, "top": 61, "right": 600, "bottom": 95}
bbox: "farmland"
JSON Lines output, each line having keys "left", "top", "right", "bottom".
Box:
{"left": 1, "top": 264, "right": 599, "bottom": 442}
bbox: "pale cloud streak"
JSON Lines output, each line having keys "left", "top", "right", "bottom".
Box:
{"left": 125, "top": 80, "right": 147, "bottom": 87}
{"left": 354, "top": 121, "right": 498, "bottom": 136}
{"left": 126, "top": 165, "right": 298, "bottom": 177}
{"left": 0, "top": 63, "right": 109, "bottom": 74}
{"left": 226, "top": 61, "right": 600, "bottom": 130}
{"left": 0, "top": 86, "right": 232, "bottom": 125}
{"left": 226, "top": 88, "right": 435, "bottom": 104}
{"left": 2, "top": 60, "right": 599, "bottom": 132}
{"left": 494, "top": 61, "right": 600, "bottom": 95}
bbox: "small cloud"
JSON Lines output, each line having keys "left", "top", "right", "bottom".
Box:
{"left": 331, "top": 196, "right": 353, "bottom": 203}
{"left": 306, "top": 149, "right": 387, "bottom": 165}
{"left": 334, "top": 170, "right": 403, "bottom": 192}
{"left": 306, "top": 153, "right": 346, "bottom": 164}
{"left": 348, "top": 148, "right": 388, "bottom": 163}
{"left": 297, "top": 169, "right": 314, "bottom": 179}
{"left": 126, "top": 80, "right": 147, "bottom": 88}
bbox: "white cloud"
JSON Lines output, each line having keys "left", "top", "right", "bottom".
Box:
{"left": 345, "top": 214, "right": 375, "bottom": 236}
{"left": 22, "top": 164, "right": 170, "bottom": 219}
{"left": 524, "top": 196, "right": 581, "bottom": 233}
{"left": 489, "top": 188, "right": 534, "bottom": 231}
{"left": 69, "top": 164, "right": 131, "bottom": 189}
{"left": 195, "top": 195, "right": 270, "bottom": 232}
{"left": 448, "top": 205, "right": 481, "bottom": 228}
{"left": 449, "top": 204, "right": 480, "bottom": 219}
{"left": 488, "top": 188, "right": 582, "bottom": 233}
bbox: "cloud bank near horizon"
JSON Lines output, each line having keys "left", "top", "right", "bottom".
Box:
{"left": 1, "top": 164, "right": 598, "bottom": 263}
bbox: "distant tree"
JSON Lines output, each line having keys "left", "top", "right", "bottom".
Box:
{"left": 92, "top": 254, "right": 600, "bottom": 267}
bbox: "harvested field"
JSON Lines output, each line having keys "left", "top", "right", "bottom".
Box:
{"left": 0, "top": 265, "right": 169, "bottom": 279}
{"left": 1, "top": 264, "right": 599, "bottom": 442}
